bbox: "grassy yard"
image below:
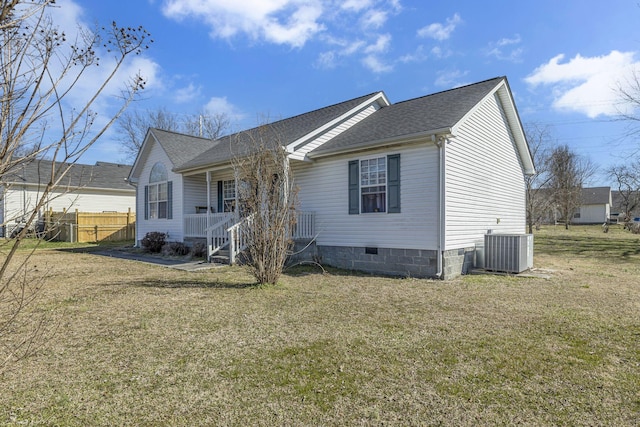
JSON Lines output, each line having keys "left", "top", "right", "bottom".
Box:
{"left": 1, "top": 226, "right": 639, "bottom": 426}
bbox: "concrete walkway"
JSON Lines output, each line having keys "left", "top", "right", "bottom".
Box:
{"left": 90, "top": 249, "right": 224, "bottom": 272}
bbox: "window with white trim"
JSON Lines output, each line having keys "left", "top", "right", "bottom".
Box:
{"left": 223, "top": 179, "right": 236, "bottom": 212}
{"left": 360, "top": 157, "right": 387, "bottom": 213}
{"left": 148, "top": 162, "right": 168, "bottom": 219}
{"left": 349, "top": 154, "right": 400, "bottom": 215}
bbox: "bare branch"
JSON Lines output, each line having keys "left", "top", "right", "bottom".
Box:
{"left": 117, "top": 108, "right": 231, "bottom": 162}
{"left": 231, "top": 123, "right": 298, "bottom": 285}
{"left": 0, "top": 0, "right": 152, "bottom": 372}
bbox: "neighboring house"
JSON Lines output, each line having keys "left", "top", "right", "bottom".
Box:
{"left": 611, "top": 190, "right": 640, "bottom": 222}
{"left": 532, "top": 186, "right": 612, "bottom": 225}
{"left": 1, "top": 160, "right": 135, "bottom": 237}
{"left": 572, "top": 187, "right": 611, "bottom": 224}
{"left": 128, "top": 77, "right": 535, "bottom": 279}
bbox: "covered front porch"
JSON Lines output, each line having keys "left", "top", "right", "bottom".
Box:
{"left": 183, "top": 211, "right": 315, "bottom": 264}
{"left": 183, "top": 211, "right": 316, "bottom": 240}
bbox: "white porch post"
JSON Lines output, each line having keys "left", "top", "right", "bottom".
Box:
{"left": 234, "top": 167, "right": 239, "bottom": 219}
{"left": 206, "top": 171, "right": 211, "bottom": 226}
{"left": 283, "top": 155, "right": 290, "bottom": 205}
{"left": 206, "top": 170, "right": 211, "bottom": 260}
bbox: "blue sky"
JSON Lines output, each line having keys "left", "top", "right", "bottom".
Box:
{"left": 56, "top": 0, "right": 640, "bottom": 186}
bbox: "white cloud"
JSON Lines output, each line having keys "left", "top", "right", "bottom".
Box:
{"left": 417, "top": 13, "right": 462, "bottom": 41}
{"left": 37, "top": 1, "right": 160, "bottom": 128}
{"left": 173, "top": 83, "right": 201, "bottom": 104}
{"left": 361, "top": 9, "right": 387, "bottom": 29}
{"left": 315, "top": 51, "right": 337, "bottom": 69}
{"left": 48, "top": 0, "right": 85, "bottom": 35}
{"left": 162, "top": 0, "right": 325, "bottom": 48}
{"left": 398, "top": 45, "right": 427, "bottom": 64}
{"left": 430, "top": 46, "right": 452, "bottom": 59}
{"left": 434, "top": 69, "right": 469, "bottom": 88}
{"left": 162, "top": 0, "right": 401, "bottom": 73}
{"left": 525, "top": 51, "right": 640, "bottom": 118}
{"left": 496, "top": 35, "right": 521, "bottom": 47}
{"left": 204, "top": 96, "right": 245, "bottom": 122}
{"left": 486, "top": 34, "right": 523, "bottom": 62}
{"left": 314, "top": 38, "right": 366, "bottom": 69}
{"left": 364, "top": 33, "right": 391, "bottom": 54}
{"left": 362, "top": 55, "right": 393, "bottom": 73}
{"left": 341, "top": 0, "right": 373, "bottom": 12}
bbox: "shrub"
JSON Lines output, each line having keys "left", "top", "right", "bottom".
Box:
{"left": 141, "top": 232, "right": 166, "bottom": 253}
{"left": 165, "top": 241, "right": 190, "bottom": 256}
{"left": 191, "top": 242, "right": 207, "bottom": 258}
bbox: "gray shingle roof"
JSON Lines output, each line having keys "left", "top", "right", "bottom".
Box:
{"left": 4, "top": 160, "right": 133, "bottom": 191}
{"left": 309, "top": 77, "right": 504, "bottom": 156}
{"left": 171, "top": 77, "right": 507, "bottom": 171}
{"left": 149, "top": 128, "right": 217, "bottom": 169}
{"left": 582, "top": 186, "right": 611, "bottom": 205}
{"left": 175, "top": 92, "right": 381, "bottom": 172}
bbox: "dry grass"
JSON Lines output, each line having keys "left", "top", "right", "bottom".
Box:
{"left": 1, "top": 227, "right": 639, "bottom": 426}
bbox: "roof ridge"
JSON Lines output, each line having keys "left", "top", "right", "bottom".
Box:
{"left": 391, "top": 76, "right": 504, "bottom": 106}
{"left": 150, "top": 127, "right": 214, "bottom": 141}
{"left": 228, "top": 91, "right": 383, "bottom": 135}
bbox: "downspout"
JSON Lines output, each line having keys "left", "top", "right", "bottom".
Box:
{"left": 434, "top": 135, "right": 446, "bottom": 279}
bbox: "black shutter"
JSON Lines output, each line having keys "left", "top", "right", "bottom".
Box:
{"left": 217, "top": 181, "right": 223, "bottom": 212}
{"left": 387, "top": 154, "right": 400, "bottom": 213}
{"left": 348, "top": 160, "right": 359, "bottom": 215}
{"left": 144, "top": 185, "right": 149, "bottom": 220}
{"left": 167, "top": 181, "right": 173, "bottom": 219}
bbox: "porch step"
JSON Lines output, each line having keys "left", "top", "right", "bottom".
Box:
{"left": 209, "top": 249, "right": 230, "bottom": 265}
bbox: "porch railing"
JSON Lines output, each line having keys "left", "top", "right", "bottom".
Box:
{"left": 205, "top": 213, "right": 238, "bottom": 258}
{"left": 227, "top": 214, "right": 253, "bottom": 265}
{"left": 184, "top": 213, "right": 233, "bottom": 237}
{"left": 186, "top": 211, "right": 315, "bottom": 240}
{"left": 187, "top": 211, "right": 315, "bottom": 264}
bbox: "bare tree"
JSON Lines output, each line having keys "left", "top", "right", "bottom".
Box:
{"left": 231, "top": 124, "right": 298, "bottom": 285}
{"left": 547, "top": 145, "right": 597, "bottom": 229}
{"left": 524, "top": 123, "right": 554, "bottom": 233}
{"left": 183, "top": 110, "right": 230, "bottom": 140}
{"left": 117, "top": 108, "right": 231, "bottom": 162}
{"left": 117, "top": 107, "right": 182, "bottom": 161}
{"left": 0, "top": 0, "right": 151, "bottom": 371}
{"left": 607, "top": 162, "right": 640, "bottom": 226}
{"left": 617, "top": 69, "right": 640, "bottom": 126}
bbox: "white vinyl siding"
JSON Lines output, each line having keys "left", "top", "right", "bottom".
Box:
{"left": 293, "top": 142, "right": 439, "bottom": 250}
{"left": 182, "top": 170, "right": 235, "bottom": 215}
{"left": 183, "top": 174, "right": 208, "bottom": 214}
{"left": 136, "top": 143, "right": 183, "bottom": 242}
{"left": 1, "top": 186, "right": 134, "bottom": 222}
{"left": 572, "top": 204, "right": 609, "bottom": 224}
{"left": 289, "top": 104, "right": 380, "bottom": 160}
{"left": 444, "top": 92, "right": 526, "bottom": 250}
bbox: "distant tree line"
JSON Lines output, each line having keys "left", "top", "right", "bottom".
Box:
{"left": 524, "top": 124, "right": 597, "bottom": 232}
{"left": 525, "top": 122, "right": 640, "bottom": 232}
{"left": 116, "top": 108, "right": 231, "bottom": 162}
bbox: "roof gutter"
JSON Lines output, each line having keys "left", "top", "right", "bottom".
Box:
{"left": 2, "top": 182, "right": 135, "bottom": 193}
{"left": 306, "top": 127, "right": 453, "bottom": 160}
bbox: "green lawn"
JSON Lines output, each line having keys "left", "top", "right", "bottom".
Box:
{"left": 1, "top": 226, "right": 639, "bottom": 426}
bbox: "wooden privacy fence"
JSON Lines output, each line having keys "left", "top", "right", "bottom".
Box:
{"left": 44, "top": 208, "right": 135, "bottom": 243}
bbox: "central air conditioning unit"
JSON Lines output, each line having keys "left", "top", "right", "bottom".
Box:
{"left": 484, "top": 233, "right": 533, "bottom": 273}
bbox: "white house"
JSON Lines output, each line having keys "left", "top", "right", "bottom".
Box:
{"left": 1, "top": 160, "right": 135, "bottom": 237}
{"left": 572, "top": 187, "right": 611, "bottom": 224}
{"left": 128, "top": 77, "right": 535, "bottom": 279}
